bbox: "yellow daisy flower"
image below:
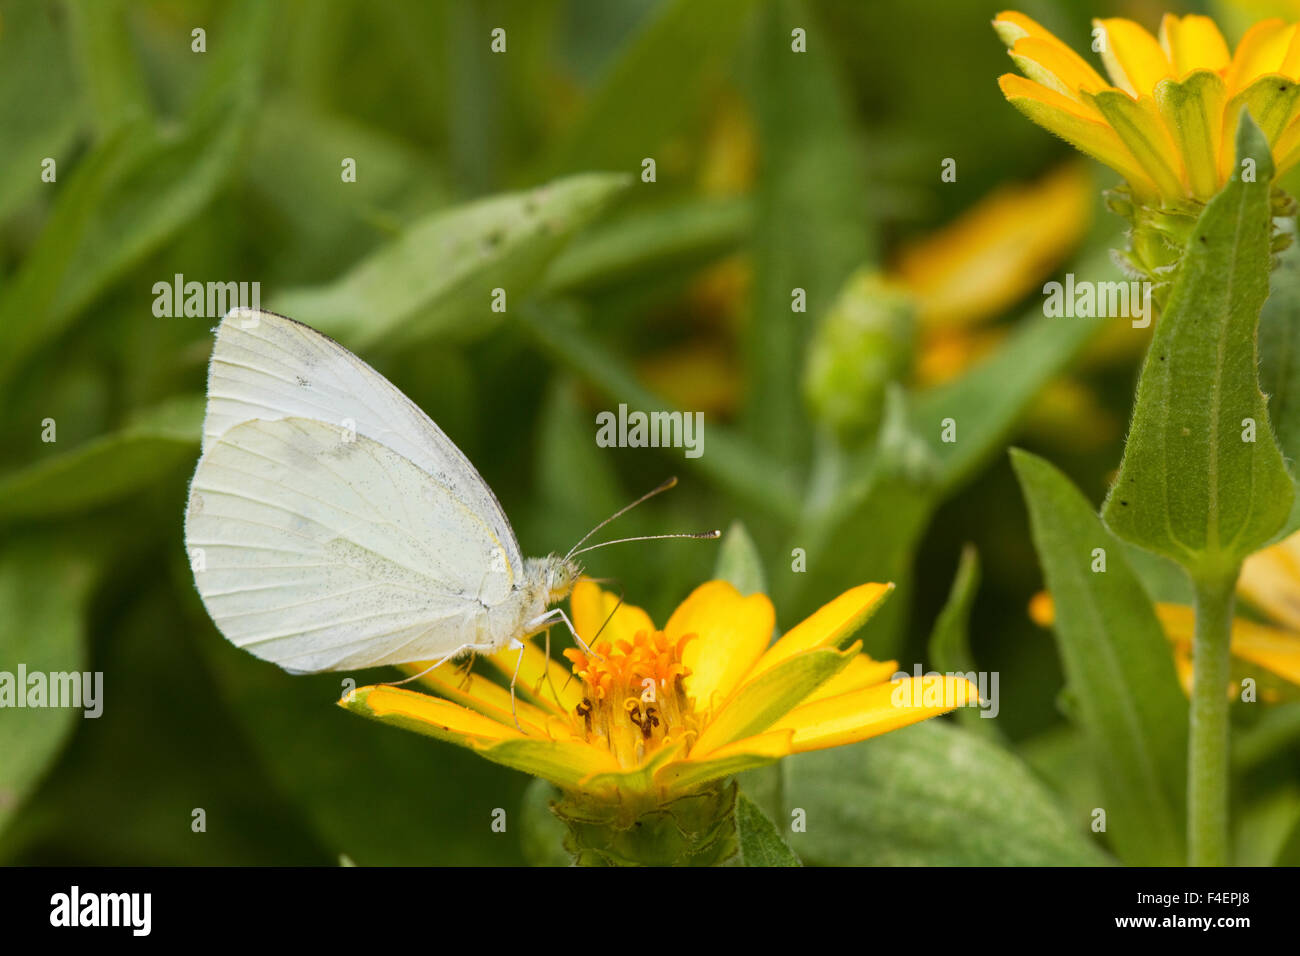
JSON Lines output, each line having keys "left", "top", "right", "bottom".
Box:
{"left": 894, "top": 162, "right": 1093, "bottom": 335}
{"left": 341, "top": 579, "right": 976, "bottom": 828}
{"left": 1028, "top": 572, "right": 1300, "bottom": 698}
{"left": 995, "top": 10, "right": 1300, "bottom": 205}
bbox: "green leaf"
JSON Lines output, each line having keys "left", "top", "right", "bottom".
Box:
{"left": 272, "top": 174, "right": 630, "bottom": 350}
{"left": 243, "top": 96, "right": 450, "bottom": 283}
{"left": 540, "top": 0, "right": 757, "bottom": 175}
{"left": 803, "top": 270, "right": 915, "bottom": 444}
{"left": 66, "top": 0, "right": 152, "bottom": 134}
{"left": 1233, "top": 701, "right": 1300, "bottom": 773}
{"left": 515, "top": 301, "right": 799, "bottom": 520}
{"left": 0, "top": 541, "right": 97, "bottom": 837}
{"left": 735, "top": 792, "right": 800, "bottom": 866}
{"left": 927, "top": 545, "right": 993, "bottom": 735}
{"left": 0, "top": 124, "right": 139, "bottom": 389}
{"left": 745, "top": 0, "right": 873, "bottom": 461}
{"left": 542, "top": 197, "right": 751, "bottom": 296}
{"left": 785, "top": 721, "right": 1109, "bottom": 866}
{"left": 1012, "top": 449, "right": 1188, "bottom": 866}
{"left": 911, "top": 266, "right": 1111, "bottom": 496}
{"left": 1019, "top": 725, "right": 1107, "bottom": 830}
{"left": 1101, "top": 112, "right": 1293, "bottom": 573}
{"left": 196, "top": 623, "right": 527, "bottom": 865}
{"left": 786, "top": 256, "right": 1112, "bottom": 650}
{"left": 0, "top": 0, "right": 80, "bottom": 222}
{"left": 533, "top": 380, "right": 626, "bottom": 539}
{"left": 0, "top": 396, "right": 203, "bottom": 523}
{"left": 1258, "top": 220, "right": 1300, "bottom": 537}
{"left": 713, "top": 521, "right": 767, "bottom": 596}
{"left": 0, "top": 1, "right": 270, "bottom": 388}
{"left": 1275, "top": 805, "right": 1300, "bottom": 865}
{"left": 785, "top": 387, "right": 938, "bottom": 651}
{"left": 519, "top": 779, "right": 572, "bottom": 867}
{"left": 1231, "top": 785, "right": 1300, "bottom": 865}
{"left": 929, "top": 544, "right": 980, "bottom": 675}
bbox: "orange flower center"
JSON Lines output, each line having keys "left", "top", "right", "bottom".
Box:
{"left": 564, "top": 629, "right": 699, "bottom": 768}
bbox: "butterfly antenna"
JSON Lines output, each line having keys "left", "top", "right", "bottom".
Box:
{"left": 564, "top": 477, "right": 680, "bottom": 561}
{"left": 589, "top": 580, "right": 627, "bottom": 647}
{"left": 568, "top": 530, "right": 720, "bottom": 559}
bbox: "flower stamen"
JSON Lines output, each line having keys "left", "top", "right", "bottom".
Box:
{"left": 565, "top": 628, "right": 699, "bottom": 767}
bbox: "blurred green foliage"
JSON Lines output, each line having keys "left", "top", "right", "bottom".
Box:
{"left": 1, "top": 0, "right": 1298, "bottom": 866}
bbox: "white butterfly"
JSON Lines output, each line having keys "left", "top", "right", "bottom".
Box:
{"left": 185, "top": 308, "right": 709, "bottom": 686}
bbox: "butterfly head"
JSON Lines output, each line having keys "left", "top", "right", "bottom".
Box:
{"left": 532, "top": 554, "right": 582, "bottom": 604}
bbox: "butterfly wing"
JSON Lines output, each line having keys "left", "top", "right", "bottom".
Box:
{"left": 201, "top": 308, "right": 522, "bottom": 570}
{"left": 185, "top": 308, "right": 525, "bottom": 672}
{"left": 186, "top": 417, "right": 519, "bottom": 672}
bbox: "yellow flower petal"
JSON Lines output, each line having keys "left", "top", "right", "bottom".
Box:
{"left": 571, "top": 577, "right": 655, "bottom": 649}
{"left": 1282, "top": 27, "right": 1300, "bottom": 80}
{"left": 999, "top": 74, "right": 1160, "bottom": 199}
{"left": 1155, "top": 70, "right": 1227, "bottom": 200}
{"left": 915, "top": 326, "right": 1006, "bottom": 385}
{"left": 691, "top": 643, "right": 859, "bottom": 757}
{"left": 747, "top": 581, "right": 892, "bottom": 681}
{"left": 992, "top": 10, "right": 1055, "bottom": 48}
{"left": 342, "top": 684, "right": 524, "bottom": 744}
{"left": 893, "top": 163, "right": 1093, "bottom": 330}
{"left": 578, "top": 737, "right": 688, "bottom": 795}
{"left": 1273, "top": 113, "right": 1300, "bottom": 175}
{"left": 1226, "top": 621, "right": 1300, "bottom": 686}
{"left": 1173, "top": 644, "right": 1194, "bottom": 695}
{"left": 1094, "top": 18, "right": 1173, "bottom": 98}
{"left": 800, "top": 653, "right": 900, "bottom": 704}
{"left": 481, "top": 634, "right": 582, "bottom": 715}
{"left": 1028, "top": 589, "right": 1055, "bottom": 627}
{"left": 667, "top": 580, "right": 774, "bottom": 711}
{"left": 1159, "top": 14, "right": 1230, "bottom": 77}
{"left": 1239, "top": 530, "right": 1300, "bottom": 632}
{"left": 474, "top": 736, "right": 622, "bottom": 791}
{"left": 1084, "top": 88, "right": 1186, "bottom": 200}
{"left": 637, "top": 344, "right": 742, "bottom": 418}
{"left": 1010, "top": 36, "right": 1109, "bottom": 98}
{"left": 399, "top": 658, "right": 563, "bottom": 735}
{"left": 769, "top": 676, "right": 980, "bottom": 753}
{"left": 1230, "top": 73, "right": 1300, "bottom": 143}
{"left": 1219, "top": 74, "right": 1300, "bottom": 183}
{"left": 1225, "top": 19, "right": 1293, "bottom": 94}
{"left": 654, "top": 730, "right": 793, "bottom": 793}
{"left": 1156, "top": 605, "right": 1300, "bottom": 687}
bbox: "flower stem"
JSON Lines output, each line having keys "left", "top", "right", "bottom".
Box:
{"left": 1188, "top": 568, "right": 1238, "bottom": 867}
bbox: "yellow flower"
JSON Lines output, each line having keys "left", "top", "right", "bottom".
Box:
{"left": 340, "top": 579, "right": 977, "bottom": 805}
{"left": 1028, "top": 563, "right": 1300, "bottom": 698}
{"left": 893, "top": 162, "right": 1093, "bottom": 392}
{"left": 894, "top": 162, "right": 1094, "bottom": 335}
{"left": 995, "top": 10, "right": 1300, "bottom": 205}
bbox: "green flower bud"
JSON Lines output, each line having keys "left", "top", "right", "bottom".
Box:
{"left": 803, "top": 269, "right": 915, "bottom": 444}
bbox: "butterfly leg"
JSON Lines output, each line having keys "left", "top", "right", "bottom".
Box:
{"left": 526, "top": 607, "right": 603, "bottom": 660}
{"left": 508, "top": 638, "right": 526, "bottom": 733}
{"left": 382, "top": 640, "right": 497, "bottom": 688}
{"left": 382, "top": 648, "right": 464, "bottom": 687}
{"left": 534, "top": 627, "right": 565, "bottom": 709}
{"left": 456, "top": 652, "right": 477, "bottom": 690}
